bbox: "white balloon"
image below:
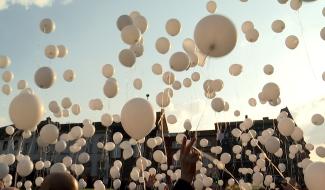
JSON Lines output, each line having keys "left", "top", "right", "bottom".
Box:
{"left": 110, "top": 166, "right": 120, "bottom": 179}
{"left": 119, "top": 49, "right": 136, "bottom": 67}
{"left": 211, "top": 97, "right": 225, "bottom": 112}
{"left": 316, "top": 146, "right": 325, "bottom": 158}
{"left": 290, "top": 0, "right": 302, "bottom": 10}
{"left": 113, "top": 114, "right": 121, "bottom": 123}
{"left": 311, "top": 113, "right": 324, "bottom": 125}
{"left": 285, "top": 35, "right": 299, "bottom": 49}
{"left": 70, "top": 126, "right": 83, "bottom": 139}
{"left": 262, "top": 82, "right": 280, "bottom": 101}
{"left": 45, "top": 45, "right": 59, "bottom": 59}
{"left": 194, "top": 15, "right": 237, "bottom": 57}
{"left": 200, "top": 138, "right": 209, "bottom": 147}
{"left": 183, "top": 119, "right": 192, "bottom": 131}
{"left": 128, "top": 182, "right": 137, "bottom": 190}
{"left": 183, "top": 38, "right": 196, "bottom": 53}
{"left": 234, "top": 110, "right": 240, "bottom": 117}
{"left": 78, "top": 152, "right": 90, "bottom": 164}
{"left": 252, "top": 172, "right": 264, "bottom": 186}
{"left": 116, "top": 15, "right": 133, "bottom": 31}
{"left": 271, "top": 20, "right": 285, "bottom": 33}
{"left": 35, "top": 177, "right": 44, "bottom": 187}
{"left": 229, "top": 64, "right": 242, "bottom": 76}
{"left": 248, "top": 98, "right": 257, "bottom": 107}
{"left": 245, "top": 29, "right": 259, "bottom": 42}
{"left": 206, "top": 1, "right": 217, "bottom": 14}
{"left": 133, "top": 15, "right": 148, "bottom": 33}
{"left": 55, "top": 140, "right": 67, "bottom": 153}
{"left": 61, "top": 97, "right": 72, "bottom": 109}
{"left": 24, "top": 180, "right": 32, "bottom": 188}
{"left": 220, "top": 153, "right": 231, "bottom": 164}
{"left": 121, "top": 98, "right": 155, "bottom": 140}
{"left": 5, "top": 126, "right": 15, "bottom": 135}
{"left": 103, "top": 78, "right": 119, "bottom": 98}
{"left": 71, "top": 104, "right": 80, "bottom": 115}
{"left": 62, "top": 156, "right": 72, "bottom": 167}
{"left": 156, "top": 91, "right": 171, "bottom": 108}
{"left": 165, "top": 18, "right": 181, "bottom": 36}
{"left": 44, "top": 161, "right": 51, "bottom": 168}
{"left": 153, "top": 150, "right": 164, "bottom": 163}
{"left": 123, "top": 148, "right": 134, "bottom": 160}
{"left": 167, "top": 115, "right": 177, "bottom": 124}
{"left": 0, "top": 55, "right": 11, "bottom": 68}
{"left": 17, "top": 80, "right": 28, "bottom": 90}
{"left": 290, "top": 127, "right": 303, "bottom": 141}
{"left": 263, "top": 64, "right": 274, "bottom": 75}
{"left": 183, "top": 78, "right": 192, "bottom": 88}
{"left": 152, "top": 63, "right": 163, "bottom": 75}
{"left": 2, "top": 84, "right": 12, "bottom": 95}
{"left": 40, "top": 124, "right": 59, "bottom": 144}
{"left": 17, "top": 159, "right": 34, "bottom": 177}
{"left": 35, "top": 161, "right": 44, "bottom": 170}
{"left": 2, "top": 70, "right": 14, "bottom": 83}
{"left": 113, "top": 132, "right": 123, "bottom": 144}
{"left": 156, "top": 37, "right": 170, "bottom": 54}
{"left": 40, "top": 18, "right": 55, "bottom": 33}
{"left": 57, "top": 45, "right": 68, "bottom": 58}
{"left": 133, "top": 78, "right": 142, "bottom": 90}
{"left": 277, "top": 118, "right": 295, "bottom": 136}
{"left": 191, "top": 72, "right": 200, "bottom": 82}
{"left": 34, "top": 67, "right": 56, "bottom": 89}
{"left": 264, "top": 136, "right": 280, "bottom": 153}
{"left": 9, "top": 90, "right": 44, "bottom": 130}
{"left": 278, "top": 0, "right": 288, "bottom": 4}
{"left": 241, "top": 21, "right": 254, "bottom": 34}
{"left": 121, "top": 25, "right": 141, "bottom": 45}
{"left": 162, "top": 71, "right": 175, "bottom": 85}
{"left": 320, "top": 27, "right": 325, "bottom": 41}
{"left": 63, "top": 69, "right": 75, "bottom": 82}
{"left": 50, "top": 163, "right": 67, "bottom": 174}
{"left": 102, "top": 64, "right": 114, "bottom": 78}
{"left": 113, "top": 179, "right": 121, "bottom": 189}
{"left": 169, "top": 52, "right": 190, "bottom": 72}
{"left": 304, "top": 162, "right": 325, "bottom": 190}
{"left": 172, "top": 80, "right": 182, "bottom": 90}
{"left": 101, "top": 113, "right": 113, "bottom": 127}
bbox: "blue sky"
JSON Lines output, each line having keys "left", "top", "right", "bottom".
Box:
{"left": 0, "top": 0, "right": 325, "bottom": 160}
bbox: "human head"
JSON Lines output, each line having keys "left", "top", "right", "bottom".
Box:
{"left": 40, "top": 172, "right": 78, "bottom": 190}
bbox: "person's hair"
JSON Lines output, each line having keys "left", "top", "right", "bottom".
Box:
{"left": 40, "top": 172, "right": 78, "bottom": 190}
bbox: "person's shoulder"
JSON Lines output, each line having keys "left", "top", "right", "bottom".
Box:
{"left": 173, "top": 179, "right": 193, "bottom": 190}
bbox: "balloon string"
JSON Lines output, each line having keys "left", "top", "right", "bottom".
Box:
{"left": 200, "top": 152, "right": 240, "bottom": 187}
{"left": 136, "top": 143, "right": 146, "bottom": 190}
{"left": 159, "top": 111, "right": 168, "bottom": 160}
{"left": 246, "top": 130, "right": 298, "bottom": 190}
{"left": 296, "top": 11, "right": 317, "bottom": 81}
{"left": 194, "top": 98, "right": 209, "bottom": 144}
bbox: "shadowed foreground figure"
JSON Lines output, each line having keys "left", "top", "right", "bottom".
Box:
{"left": 40, "top": 172, "right": 78, "bottom": 190}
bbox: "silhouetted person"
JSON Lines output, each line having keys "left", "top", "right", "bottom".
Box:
{"left": 40, "top": 172, "right": 78, "bottom": 190}
{"left": 173, "top": 136, "right": 200, "bottom": 190}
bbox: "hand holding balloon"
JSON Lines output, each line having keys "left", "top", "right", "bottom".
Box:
{"left": 180, "top": 136, "right": 200, "bottom": 184}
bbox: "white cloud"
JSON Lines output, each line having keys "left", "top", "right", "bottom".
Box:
{"left": 165, "top": 99, "right": 215, "bottom": 133}
{"left": 0, "top": 0, "right": 73, "bottom": 10}
{"left": 309, "top": 144, "right": 325, "bottom": 162}
{"left": 61, "top": 0, "right": 73, "bottom": 5}
{"left": 0, "top": 117, "right": 6, "bottom": 125}
{"left": 0, "top": 0, "right": 9, "bottom": 10}
{"left": 290, "top": 97, "right": 325, "bottom": 145}
{"left": 10, "top": 0, "right": 53, "bottom": 8}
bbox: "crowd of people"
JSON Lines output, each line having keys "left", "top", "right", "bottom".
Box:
{"left": 0, "top": 136, "right": 306, "bottom": 190}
